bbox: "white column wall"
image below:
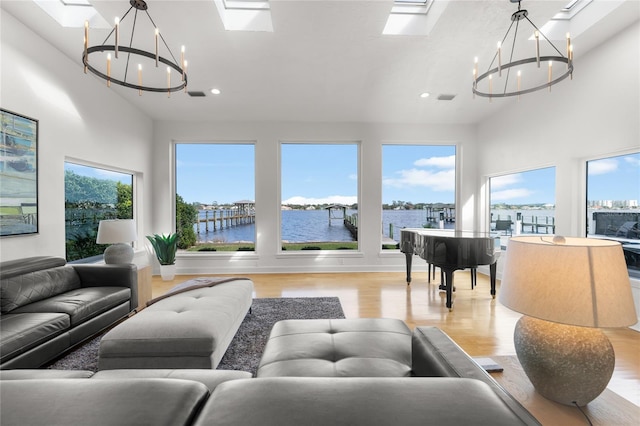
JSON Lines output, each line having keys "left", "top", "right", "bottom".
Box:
{"left": 0, "top": 12, "right": 154, "bottom": 264}
{"left": 152, "top": 121, "right": 476, "bottom": 274}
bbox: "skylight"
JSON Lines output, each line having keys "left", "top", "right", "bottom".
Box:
{"left": 214, "top": 0, "right": 273, "bottom": 32}
{"left": 382, "top": 0, "right": 448, "bottom": 36}
{"left": 535, "top": 0, "right": 623, "bottom": 42}
{"left": 33, "top": 0, "right": 110, "bottom": 29}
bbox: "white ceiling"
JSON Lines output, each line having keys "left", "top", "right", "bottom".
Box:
{"left": 2, "top": 0, "right": 639, "bottom": 124}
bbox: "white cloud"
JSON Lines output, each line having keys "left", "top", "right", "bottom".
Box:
{"left": 491, "top": 188, "right": 534, "bottom": 201}
{"left": 282, "top": 195, "right": 357, "bottom": 205}
{"left": 414, "top": 155, "right": 455, "bottom": 169}
{"left": 383, "top": 168, "right": 454, "bottom": 192}
{"left": 588, "top": 159, "right": 618, "bottom": 175}
{"left": 624, "top": 156, "right": 640, "bottom": 167}
{"left": 491, "top": 173, "right": 522, "bottom": 189}
{"left": 348, "top": 173, "right": 358, "bottom": 180}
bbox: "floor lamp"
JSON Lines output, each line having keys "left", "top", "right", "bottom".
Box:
{"left": 499, "top": 236, "right": 637, "bottom": 406}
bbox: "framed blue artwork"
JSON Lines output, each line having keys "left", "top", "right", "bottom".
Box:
{"left": 1, "top": 109, "right": 38, "bottom": 236}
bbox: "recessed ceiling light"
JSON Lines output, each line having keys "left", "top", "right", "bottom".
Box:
{"left": 420, "top": 92, "right": 430, "bottom": 98}
{"left": 211, "top": 88, "right": 221, "bottom": 95}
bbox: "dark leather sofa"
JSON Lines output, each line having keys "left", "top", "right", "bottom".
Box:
{"left": 0, "top": 256, "right": 137, "bottom": 369}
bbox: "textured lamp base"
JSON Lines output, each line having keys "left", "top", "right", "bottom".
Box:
{"left": 104, "top": 243, "right": 134, "bottom": 264}
{"left": 514, "top": 315, "right": 615, "bottom": 406}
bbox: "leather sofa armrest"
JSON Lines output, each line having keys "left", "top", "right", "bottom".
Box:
{"left": 72, "top": 264, "right": 138, "bottom": 312}
{"left": 412, "top": 327, "right": 541, "bottom": 425}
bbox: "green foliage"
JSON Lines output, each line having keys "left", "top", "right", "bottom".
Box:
{"left": 146, "top": 233, "right": 178, "bottom": 265}
{"left": 116, "top": 182, "right": 133, "bottom": 218}
{"left": 65, "top": 229, "right": 108, "bottom": 261}
{"left": 176, "top": 194, "right": 197, "bottom": 249}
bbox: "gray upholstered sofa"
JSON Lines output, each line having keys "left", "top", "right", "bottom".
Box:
{"left": 0, "top": 256, "right": 137, "bottom": 369}
{"left": 0, "top": 325, "right": 541, "bottom": 425}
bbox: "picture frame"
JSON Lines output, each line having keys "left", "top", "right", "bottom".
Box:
{"left": 1, "top": 109, "right": 38, "bottom": 236}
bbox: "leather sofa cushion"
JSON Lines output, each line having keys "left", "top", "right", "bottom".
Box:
{"left": 0, "top": 313, "right": 69, "bottom": 363}
{"left": 0, "top": 369, "right": 94, "bottom": 379}
{"left": 257, "top": 318, "right": 412, "bottom": 377}
{"left": 92, "top": 369, "right": 252, "bottom": 392}
{"left": 99, "top": 281, "right": 253, "bottom": 369}
{"left": 1, "top": 266, "right": 81, "bottom": 313}
{"left": 0, "top": 256, "right": 67, "bottom": 280}
{"left": 11, "top": 287, "right": 130, "bottom": 326}
{"left": 194, "top": 377, "right": 533, "bottom": 426}
{"left": 0, "top": 378, "right": 209, "bottom": 426}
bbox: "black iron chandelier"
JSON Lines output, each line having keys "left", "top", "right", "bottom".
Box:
{"left": 82, "top": 0, "right": 187, "bottom": 96}
{"left": 472, "top": 0, "right": 573, "bottom": 100}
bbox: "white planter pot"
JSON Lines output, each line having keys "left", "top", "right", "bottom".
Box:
{"left": 160, "top": 264, "right": 176, "bottom": 281}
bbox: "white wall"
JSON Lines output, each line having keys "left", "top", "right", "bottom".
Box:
{"left": 0, "top": 12, "right": 154, "bottom": 264}
{"left": 152, "top": 121, "right": 477, "bottom": 274}
{"left": 476, "top": 21, "right": 640, "bottom": 329}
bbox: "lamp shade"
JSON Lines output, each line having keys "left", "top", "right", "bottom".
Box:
{"left": 96, "top": 219, "right": 137, "bottom": 244}
{"left": 499, "top": 236, "right": 637, "bottom": 328}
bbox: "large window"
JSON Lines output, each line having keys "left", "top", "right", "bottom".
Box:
{"left": 280, "top": 143, "right": 358, "bottom": 251}
{"left": 382, "top": 145, "right": 456, "bottom": 248}
{"left": 489, "top": 166, "right": 556, "bottom": 236}
{"left": 175, "top": 143, "right": 255, "bottom": 252}
{"left": 64, "top": 162, "right": 133, "bottom": 262}
{"left": 587, "top": 152, "right": 640, "bottom": 278}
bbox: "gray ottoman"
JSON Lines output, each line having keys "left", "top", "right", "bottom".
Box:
{"left": 256, "top": 318, "right": 412, "bottom": 377}
{"left": 98, "top": 279, "right": 254, "bottom": 370}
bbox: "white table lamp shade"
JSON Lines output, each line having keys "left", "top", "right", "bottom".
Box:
{"left": 97, "top": 220, "right": 137, "bottom": 244}
{"left": 499, "top": 236, "right": 636, "bottom": 328}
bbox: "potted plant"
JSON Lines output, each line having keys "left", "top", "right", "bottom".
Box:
{"left": 146, "top": 233, "right": 178, "bottom": 281}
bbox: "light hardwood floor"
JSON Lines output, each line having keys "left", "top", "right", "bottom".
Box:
{"left": 152, "top": 270, "right": 640, "bottom": 410}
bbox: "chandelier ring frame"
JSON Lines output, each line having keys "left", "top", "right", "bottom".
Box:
{"left": 82, "top": 45, "right": 187, "bottom": 93}
{"left": 473, "top": 55, "right": 573, "bottom": 98}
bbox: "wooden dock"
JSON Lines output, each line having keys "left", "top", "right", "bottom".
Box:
{"left": 197, "top": 201, "right": 255, "bottom": 233}
{"left": 345, "top": 213, "right": 398, "bottom": 247}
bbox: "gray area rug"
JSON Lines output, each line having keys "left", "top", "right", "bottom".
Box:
{"left": 47, "top": 297, "right": 345, "bottom": 376}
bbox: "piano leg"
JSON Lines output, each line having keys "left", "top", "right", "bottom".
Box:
{"left": 490, "top": 262, "right": 497, "bottom": 299}
{"left": 442, "top": 268, "right": 455, "bottom": 311}
{"left": 471, "top": 268, "right": 477, "bottom": 289}
{"left": 404, "top": 252, "right": 413, "bottom": 285}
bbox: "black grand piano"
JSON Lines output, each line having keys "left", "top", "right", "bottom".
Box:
{"left": 400, "top": 229, "right": 499, "bottom": 311}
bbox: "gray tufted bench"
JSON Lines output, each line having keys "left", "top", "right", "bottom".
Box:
{"left": 98, "top": 278, "right": 254, "bottom": 370}
{"left": 256, "top": 318, "right": 412, "bottom": 377}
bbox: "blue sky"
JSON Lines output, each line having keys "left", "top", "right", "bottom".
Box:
{"left": 66, "top": 148, "right": 639, "bottom": 206}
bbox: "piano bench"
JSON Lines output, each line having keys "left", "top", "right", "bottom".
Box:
{"left": 256, "top": 318, "right": 412, "bottom": 378}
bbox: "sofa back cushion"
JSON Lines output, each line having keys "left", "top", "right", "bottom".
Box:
{"left": 1, "top": 266, "right": 82, "bottom": 313}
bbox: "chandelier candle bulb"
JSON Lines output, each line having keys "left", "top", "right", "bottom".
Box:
{"left": 535, "top": 31, "right": 540, "bottom": 67}
{"left": 83, "top": 21, "right": 89, "bottom": 73}
{"left": 155, "top": 28, "right": 159, "bottom": 67}
{"left": 548, "top": 61, "right": 552, "bottom": 91}
{"left": 107, "top": 54, "right": 111, "bottom": 87}
{"left": 566, "top": 33, "right": 571, "bottom": 60}
{"left": 115, "top": 17, "right": 119, "bottom": 59}
{"left": 473, "top": 57, "right": 478, "bottom": 82}
{"left": 497, "top": 41, "right": 502, "bottom": 76}
{"left": 167, "top": 67, "right": 171, "bottom": 97}
{"left": 183, "top": 60, "right": 188, "bottom": 91}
